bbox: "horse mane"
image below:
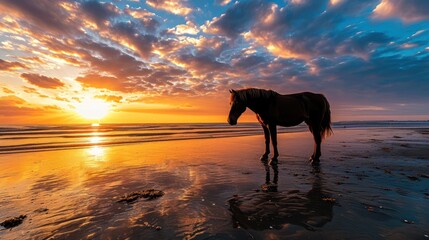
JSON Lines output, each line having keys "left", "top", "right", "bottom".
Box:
{"left": 235, "top": 88, "right": 279, "bottom": 102}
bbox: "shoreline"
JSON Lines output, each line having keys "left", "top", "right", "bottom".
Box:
{"left": 1, "top": 123, "right": 429, "bottom": 155}
{"left": 0, "top": 127, "right": 428, "bottom": 239}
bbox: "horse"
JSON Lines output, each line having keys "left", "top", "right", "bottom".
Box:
{"left": 227, "top": 88, "right": 332, "bottom": 164}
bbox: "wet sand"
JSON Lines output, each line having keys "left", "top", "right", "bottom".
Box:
{"left": 0, "top": 128, "right": 428, "bottom": 239}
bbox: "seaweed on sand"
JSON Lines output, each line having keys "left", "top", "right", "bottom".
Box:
{"left": 117, "top": 189, "right": 164, "bottom": 203}
{"left": 0, "top": 215, "right": 26, "bottom": 229}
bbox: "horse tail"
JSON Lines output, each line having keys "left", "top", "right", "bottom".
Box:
{"left": 320, "top": 95, "right": 333, "bottom": 139}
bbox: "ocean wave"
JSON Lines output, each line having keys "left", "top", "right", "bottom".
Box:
{"left": 1, "top": 121, "right": 428, "bottom": 154}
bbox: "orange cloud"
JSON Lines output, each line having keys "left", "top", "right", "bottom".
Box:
{"left": 21, "top": 73, "right": 65, "bottom": 89}
{"left": 0, "top": 95, "right": 74, "bottom": 124}
{"left": 373, "top": 0, "right": 429, "bottom": 23}
{"left": 76, "top": 74, "right": 125, "bottom": 92}
{"left": 0, "top": 59, "right": 28, "bottom": 71}
{"left": 146, "top": 0, "right": 192, "bottom": 16}
{"left": 2, "top": 87, "right": 15, "bottom": 94}
{"left": 95, "top": 94, "right": 123, "bottom": 103}
{"left": 0, "top": 95, "right": 48, "bottom": 116}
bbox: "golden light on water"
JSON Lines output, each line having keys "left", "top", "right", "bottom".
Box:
{"left": 86, "top": 132, "right": 106, "bottom": 166}
{"left": 85, "top": 146, "right": 106, "bottom": 167}
{"left": 90, "top": 136, "right": 102, "bottom": 144}
{"left": 88, "top": 146, "right": 105, "bottom": 157}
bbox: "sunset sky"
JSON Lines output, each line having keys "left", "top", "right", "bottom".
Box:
{"left": 0, "top": 0, "right": 428, "bottom": 124}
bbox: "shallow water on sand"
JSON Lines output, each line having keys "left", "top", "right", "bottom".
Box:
{"left": 0, "top": 128, "right": 429, "bottom": 239}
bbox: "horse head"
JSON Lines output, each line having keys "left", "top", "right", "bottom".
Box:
{"left": 228, "top": 89, "right": 246, "bottom": 125}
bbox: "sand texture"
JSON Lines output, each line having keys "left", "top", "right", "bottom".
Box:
{"left": 0, "top": 128, "right": 428, "bottom": 239}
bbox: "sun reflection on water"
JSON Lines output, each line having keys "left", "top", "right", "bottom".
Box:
{"left": 86, "top": 130, "right": 107, "bottom": 167}
{"left": 90, "top": 136, "right": 101, "bottom": 144}
{"left": 88, "top": 146, "right": 105, "bottom": 157}
{"left": 85, "top": 146, "right": 107, "bottom": 167}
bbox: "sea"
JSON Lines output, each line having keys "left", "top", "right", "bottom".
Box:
{"left": 1, "top": 121, "right": 428, "bottom": 154}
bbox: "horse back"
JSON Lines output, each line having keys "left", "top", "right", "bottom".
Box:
{"left": 273, "top": 92, "right": 327, "bottom": 127}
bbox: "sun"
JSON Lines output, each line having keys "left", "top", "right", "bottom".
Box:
{"left": 75, "top": 98, "right": 110, "bottom": 120}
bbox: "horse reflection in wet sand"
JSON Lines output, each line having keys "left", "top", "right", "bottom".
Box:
{"left": 228, "top": 88, "right": 332, "bottom": 164}
{"left": 229, "top": 162, "right": 334, "bottom": 231}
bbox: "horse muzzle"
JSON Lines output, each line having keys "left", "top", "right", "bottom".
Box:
{"left": 228, "top": 118, "right": 237, "bottom": 125}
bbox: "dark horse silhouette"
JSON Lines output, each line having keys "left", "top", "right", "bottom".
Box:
{"left": 227, "top": 88, "right": 332, "bottom": 163}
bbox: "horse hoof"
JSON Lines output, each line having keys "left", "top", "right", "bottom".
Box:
{"left": 309, "top": 156, "right": 320, "bottom": 165}
{"left": 269, "top": 159, "right": 278, "bottom": 166}
{"left": 311, "top": 160, "right": 320, "bottom": 166}
{"left": 260, "top": 155, "right": 269, "bottom": 161}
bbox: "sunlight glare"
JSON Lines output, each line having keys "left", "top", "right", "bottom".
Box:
{"left": 90, "top": 136, "right": 101, "bottom": 144}
{"left": 88, "top": 146, "right": 105, "bottom": 157}
{"left": 75, "top": 98, "right": 110, "bottom": 120}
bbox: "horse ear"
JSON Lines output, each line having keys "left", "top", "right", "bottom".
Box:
{"left": 229, "top": 89, "right": 236, "bottom": 94}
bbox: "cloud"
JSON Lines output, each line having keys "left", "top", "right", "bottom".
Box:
{"left": 124, "top": 6, "right": 160, "bottom": 33}
{"left": 0, "top": 0, "right": 428, "bottom": 122}
{"left": 205, "top": 0, "right": 392, "bottom": 60}
{"left": 167, "top": 21, "right": 199, "bottom": 35}
{"left": 215, "top": 0, "right": 231, "bottom": 6}
{"left": 0, "top": 59, "right": 28, "bottom": 71}
{"left": 173, "top": 53, "right": 230, "bottom": 75}
{"left": 107, "top": 21, "right": 159, "bottom": 58}
{"left": 373, "top": 0, "right": 429, "bottom": 23}
{"left": 95, "top": 94, "right": 123, "bottom": 103}
{"left": 80, "top": 0, "right": 121, "bottom": 27}
{"left": 0, "top": 95, "right": 61, "bottom": 118}
{"left": 124, "top": 6, "right": 155, "bottom": 18}
{"left": 16, "top": 56, "right": 46, "bottom": 64}
{"left": 0, "top": 95, "right": 37, "bottom": 116}
{"left": 21, "top": 73, "right": 65, "bottom": 88}
{"left": 0, "top": 95, "right": 26, "bottom": 105}
{"left": 75, "top": 38, "right": 150, "bottom": 77}
{"left": 146, "top": 0, "right": 192, "bottom": 16}
{"left": 204, "top": 0, "right": 273, "bottom": 39}
{"left": 75, "top": 73, "right": 127, "bottom": 92}
{"left": 232, "top": 55, "right": 268, "bottom": 70}
{"left": 2, "top": 87, "right": 15, "bottom": 94}
{"left": 0, "top": 0, "right": 77, "bottom": 34}
{"left": 23, "top": 86, "right": 39, "bottom": 94}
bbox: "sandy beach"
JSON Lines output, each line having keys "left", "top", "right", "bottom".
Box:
{"left": 1, "top": 127, "right": 428, "bottom": 239}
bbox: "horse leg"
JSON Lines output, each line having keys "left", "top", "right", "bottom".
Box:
{"left": 269, "top": 124, "right": 279, "bottom": 162}
{"left": 260, "top": 125, "right": 270, "bottom": 161}
{"left": 310, "top": 126, "right": 322, "bottom": 164}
